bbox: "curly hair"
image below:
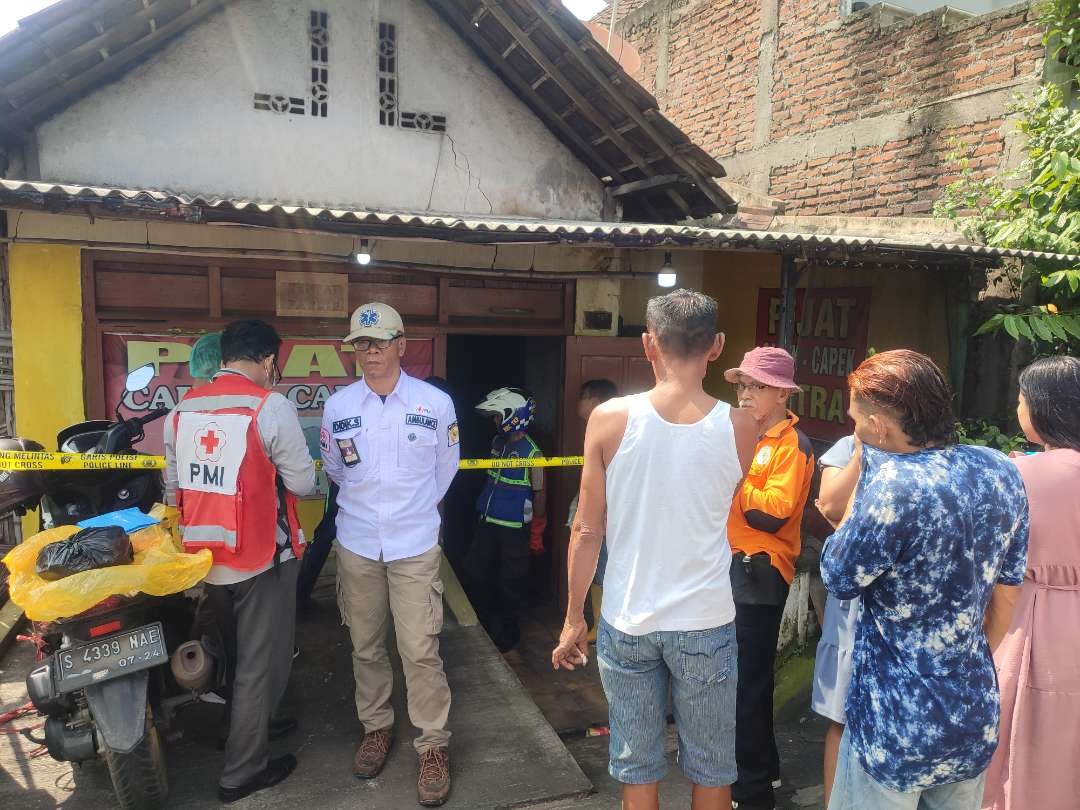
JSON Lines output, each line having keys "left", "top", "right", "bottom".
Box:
{"left": 848, "top": 349, "right": 956, "bottom": 447}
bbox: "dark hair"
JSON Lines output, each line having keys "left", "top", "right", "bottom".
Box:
{"left": 580, "top": 379, "right": 618, "bottom": 403}
{"left": 1018, "top": 355, "right": 1080, "bottom": 451}
{"left": 645, "top": 289, "right": 718, "bottom": 359}
{"left": 848, "top": 349, "right": 956, "bottom": 447}
{"left": 220, "top": 320, "right": 282, "bottom": 364}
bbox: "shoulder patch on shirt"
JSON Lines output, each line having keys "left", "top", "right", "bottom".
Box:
{"left": 405, "top": 413, "right": 437, "bottom": 430}
{"left": 332, "top": 416, "right": 362, "bottom": 434}
{"left": 754, "top": 445, "right": 773, "bottom": 467}
{"left": 319, "top": 427, "right": 331, "bottom": 453}
{"left": 448, "top": 422, "right": 459, "bottom": 447}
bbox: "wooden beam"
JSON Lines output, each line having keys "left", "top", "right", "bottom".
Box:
{"left": 471, "top": 0, "right": 694, "bottom": 217}
{"left": 0, "top": 0, "right": 127, "bottom": 76}
{"left": 425, "top": 0, "right": 626, "bottom": 184}
{"left": 591, "top": 120, "right": 637, "bottom": 147}
{"left": 610, "top": 173, "right": 689, "bottom": 198}
{"left": 517, "top": 0, "right": 736, "bottom": 213}
{"left": 10, "top": 0, "right": 228, "bottom": 126}
{"left": 3, "top": 0, "right": 201, "bottom": 103}
{"left": 473, "top": 0, "right": 651, "bottom": 174}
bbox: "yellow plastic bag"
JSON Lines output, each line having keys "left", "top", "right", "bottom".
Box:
{"left": 2, "top": 505, "right": 212, "bottom": 622}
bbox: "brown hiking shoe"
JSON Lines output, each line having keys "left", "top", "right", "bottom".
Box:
{"left": 417, "top": 746, "right": 450, "bottom": 806}
{"left": 352, "top": 728, "right": 394, "bottom": 779}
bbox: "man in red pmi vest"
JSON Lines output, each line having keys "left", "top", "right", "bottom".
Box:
{"left": 165, "top": 319, "right": 316, "bottom": 804}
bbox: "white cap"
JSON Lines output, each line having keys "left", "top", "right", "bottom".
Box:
{"left": 343, "top": 302, "right": 404, "bottom": 343}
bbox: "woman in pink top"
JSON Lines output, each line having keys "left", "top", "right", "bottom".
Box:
{"left": 983, "top": 355, "right": 1080, "bottom": 810}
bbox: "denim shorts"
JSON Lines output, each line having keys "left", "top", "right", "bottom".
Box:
{"left": 828, "top": 727, "right": 987, "bottom": 810}
{"left": 596, "top": 617, "right": 737, "bottom": 787}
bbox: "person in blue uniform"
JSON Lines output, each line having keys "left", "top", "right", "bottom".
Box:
{"left": 464, "top": 387, "right": 546, "bottom": 652}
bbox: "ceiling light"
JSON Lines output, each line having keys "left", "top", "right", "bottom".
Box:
{"left": 355, "top": 238, "right": 372, "bottom": 266}
{"left": 657, "top": 252, "right": 676, "bottom": 288}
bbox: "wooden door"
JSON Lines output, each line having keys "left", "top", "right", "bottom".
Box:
{"left": 551, "top": 336, "right": 654, "bottom": 607}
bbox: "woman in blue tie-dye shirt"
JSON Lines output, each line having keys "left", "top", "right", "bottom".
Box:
{"left": 821, "top": 350, "right": 1029, "bottom": 810}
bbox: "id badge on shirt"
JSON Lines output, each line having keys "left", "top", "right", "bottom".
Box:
{"left": 337, "top": 437, "right": 361, "bottom": 467}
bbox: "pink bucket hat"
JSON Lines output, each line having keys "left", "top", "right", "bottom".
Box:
{"left": 724, "top": 346, "right": 802, "bottom": 391}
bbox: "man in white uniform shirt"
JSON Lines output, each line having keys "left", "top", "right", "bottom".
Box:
{"left": 321, "top": 302, "right": 459, "bottom": 807}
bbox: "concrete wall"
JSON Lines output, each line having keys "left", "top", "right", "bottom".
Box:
{"left": 31, "top": 0, "right": 605, "bottom": 220}
{"left": 606, "top": 0, "right": 1045, "bottom": 216}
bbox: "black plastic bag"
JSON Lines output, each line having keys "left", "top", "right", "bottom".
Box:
{"left": 36, "top": 526, "right": 134, "bottom": 581}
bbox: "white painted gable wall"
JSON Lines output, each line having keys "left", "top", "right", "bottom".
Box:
{"left": 34, "top": 0, "right": 605, "bottom": 220}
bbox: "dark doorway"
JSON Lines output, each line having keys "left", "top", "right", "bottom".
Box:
{"left": 441, "top": 334, "right": 563, "bottom": 607}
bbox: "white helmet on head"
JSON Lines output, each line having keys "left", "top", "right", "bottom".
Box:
{"left": 475, "top": 387, "right": 536, "bottom": 435}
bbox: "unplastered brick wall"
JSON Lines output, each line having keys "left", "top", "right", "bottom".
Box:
{"left": 769, "top": 118, "right": 1006, "bottom": 216}
{"left": 618, "top": 0, "right": 761, "bottom": 157}
{"left": 772, "top": 1, "right": 1045, "bottom": 139}
{"left": 607, "top": 0, "right": 1046, "bottom": 216}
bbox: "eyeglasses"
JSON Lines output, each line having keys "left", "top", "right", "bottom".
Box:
{"left": 352, "top": 335, "right": 401, "bottom": 352}
{"left": 734, "top": 381, "right": 768, "bottom": 393}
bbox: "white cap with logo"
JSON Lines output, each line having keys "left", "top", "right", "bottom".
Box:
{"left": 343, "top": 302, "right": 405, "bottom": 343}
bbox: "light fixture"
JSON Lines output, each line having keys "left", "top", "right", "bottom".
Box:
{"left": 657, "top": 252, "right": 676, "bottom": 288}
{"left": 354, "top": 238, "right": 372, "bottom": 266}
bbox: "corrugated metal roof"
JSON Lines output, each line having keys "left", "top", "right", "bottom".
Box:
{"left": 2, "top": 178, "right": 1077, "bottom": 264}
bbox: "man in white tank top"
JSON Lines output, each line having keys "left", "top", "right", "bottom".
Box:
{"left": 553, "top": 290, "right": 757, "bottom": 810}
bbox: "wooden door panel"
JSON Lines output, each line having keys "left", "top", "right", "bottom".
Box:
{"left": 554, "top": 336, "right": 655, "bottom": 608}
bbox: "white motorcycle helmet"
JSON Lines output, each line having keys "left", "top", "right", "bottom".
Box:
{"left": 475, "top": 387, "right": 536, "bottom": 435}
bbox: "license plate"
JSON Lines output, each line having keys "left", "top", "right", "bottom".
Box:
{"left": 55, "top": 622, "right": 167, "bottom": 693}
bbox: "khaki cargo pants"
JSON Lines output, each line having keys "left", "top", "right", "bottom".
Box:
{"left": 335, "top": 542, "right": 451, "bottom": 751}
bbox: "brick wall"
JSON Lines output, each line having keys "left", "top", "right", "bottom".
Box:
{"left": 769, "top": 118, "right": 1006, "bottom": 216}
{"left": 621, "top": 0, "right": 761, "bottom": 157}
{"left": 609, "top": 0, "right": 1046, "bottom": 216}
{"left": 772, "top": 2, "right": 1044, "bottom": 140}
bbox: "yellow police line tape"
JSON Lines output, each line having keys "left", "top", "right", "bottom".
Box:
{"left": 0, "top": 450, "right": 584, "bottom": 472}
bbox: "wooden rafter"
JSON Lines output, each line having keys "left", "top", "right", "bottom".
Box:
{"left": 471, "top": 0, "right": 694, "bottom": 217}
{"left": 518, "top": 0, "right": 735, "bottom": 213}
{"left": 3, "top": 0, "right": 198, "bottom": 104}
{"left": 425, "top": 0, "right": 626, "bottom": 185}
{"left": 9, "top": 0, "right": 226, "bottom": 125}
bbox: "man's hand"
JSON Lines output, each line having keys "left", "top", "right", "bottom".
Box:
{"left": 551, "top": 614, "right": 589, "bottom": 670}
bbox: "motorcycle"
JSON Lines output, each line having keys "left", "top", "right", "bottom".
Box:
{"left": 1, "top": 364, "right": 217, "bottom": 810}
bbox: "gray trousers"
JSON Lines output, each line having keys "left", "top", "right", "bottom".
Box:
{"left": 205, "top": 559, "right": 298, "bottom": 788}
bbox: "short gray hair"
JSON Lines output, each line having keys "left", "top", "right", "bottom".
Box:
{"left": 645, "top": 289, "right": 718, "bottom": 359}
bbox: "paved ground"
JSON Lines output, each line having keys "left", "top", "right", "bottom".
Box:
{"left": 0, "top": 599, "right": 591, "bottom": 809}
{"left": 1, "top": 561, "right": 827, "bottom": 809}
{"left": 505, "top": 607, "right": 827, "bottom": 810}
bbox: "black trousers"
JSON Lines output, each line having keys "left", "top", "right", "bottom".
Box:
{"left": 463, "top": 519, "right": 529, "bottom": 651}
{"left": 731, "top": 566, "right": 789, "bottom": 806}
{"left": 296, "top": 482, "right": 339, "bottom": 604}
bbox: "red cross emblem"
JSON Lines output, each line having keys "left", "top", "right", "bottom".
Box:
{"left": 194, "top": 422, "right": 227, "bottom": 462}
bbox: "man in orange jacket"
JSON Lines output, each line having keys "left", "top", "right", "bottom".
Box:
{"left": 725, "top": 347, "right": 814, "bottom": 810}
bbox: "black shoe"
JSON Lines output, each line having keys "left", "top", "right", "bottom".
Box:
{"left": 218, "top": 754, "right": 297, "bottom": 803}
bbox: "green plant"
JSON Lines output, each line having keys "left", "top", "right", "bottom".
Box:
{"left": 936, "top": 0, "right": 1080, "bottom": 352}
{"left": 935, "top": 83, "right": 1080, "bottom": 350}
{"left": 955, "top": 419, "right": 1028, "bottom": 454}
{"left": 1042, "top": 0, "right": 1080, "bottom": 68}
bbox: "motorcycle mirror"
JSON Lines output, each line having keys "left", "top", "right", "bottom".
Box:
{"left": 124, "top": 364, "right": 155, "bottom": 394}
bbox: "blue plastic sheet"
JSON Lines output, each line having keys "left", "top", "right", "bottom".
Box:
{"left": 77, "top": 507, "right": 160, "bottom": 533}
